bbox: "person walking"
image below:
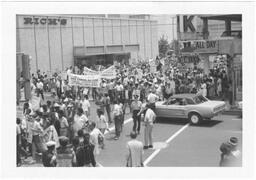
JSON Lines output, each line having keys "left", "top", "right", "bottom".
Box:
{"left": 42, "top": 141, "right": 57, "bottom": 167}
{"left": 30, "top": 115, "right": 47, "bottom": 163}
{"left": 113, "top": 100, "right": 122, "bottom": 140}
{"left": 131, "top": 95, "right": 142, "bottom": 134}
{"left": 59, "top": 110, "right": 69, "bottom": 137}
{"left": 143, "top": 104, "right": 156, "bottom": 149}
{"left": 73, "top": 107, "right": 88, "bottom": 136}
{"left": 80, "top": 95, "right": 90, "bottom": 118}
{"left": 90, "top": 122, "right": 104, "bottom": 156}
{"left": 217, "top": 76, "right": 222, "bottom": 97}
{"left": 126, "top": 131, "right": 144, "bottom": 167}
{"left": 16, "top": 118, "right": 22, "bottom": 166}
{"left": 104, "top": 93, "right": 112, "bottom": 124}
{"left": 147, "top": 89, "right": 158, "bottom": 112}
{"left": 72, "top": 133, "right": 96, "bottom": 167}
{"left": 36, "top": 79, "right": 44, "bottom": 101}
{"left": 96, "top": 109, "right": 109, "bottom": 134}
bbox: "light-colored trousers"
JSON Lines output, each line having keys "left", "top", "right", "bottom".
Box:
{"left": 144, "top": 122, "right": 153, "bottom": 146}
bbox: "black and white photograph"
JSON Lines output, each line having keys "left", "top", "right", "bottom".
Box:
{"left": 1, "top": 1, "right": 255, "bottom": 179}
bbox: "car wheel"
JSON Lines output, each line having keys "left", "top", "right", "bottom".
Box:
{"left": 189, "top": 113, "right": 202, "bottom": 125}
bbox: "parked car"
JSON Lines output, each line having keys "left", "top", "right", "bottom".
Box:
{"left": 155, "top": 94, "right": 226, "bottom": 125}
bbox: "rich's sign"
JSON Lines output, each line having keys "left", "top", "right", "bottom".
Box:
{"left": 24, "top": 17, "right": 67, "bottom": 25}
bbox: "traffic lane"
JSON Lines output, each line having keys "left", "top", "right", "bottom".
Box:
{"left": 211, "top": 114, "right": 242, "bottom": 132}
{"left": 97, "top": 117, "right": 188, "bottom": 167}
{"left": 147, "top": 119, "right": 242, "bottom": 167}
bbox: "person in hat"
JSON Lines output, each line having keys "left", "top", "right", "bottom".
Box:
{"left": 131, "top": 95, "right": 142, "bottom": 134}
{"left": 219, "top": 137, "right": 241, "bottom": 167}
{"left": 42, "top": 141, "right": 57, "bottom": 167}
{"left": 126, "top": 131, "right": 144, "bottom": 167}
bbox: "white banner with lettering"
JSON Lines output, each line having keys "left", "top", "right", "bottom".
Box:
{"left": 101, "top": 65, "right": 116, "bottom": 79}
{"left": 82, "top": 65, "right": 116, "bottom": 79}
{"left": 83, "top": 67, "right": 98, "bottom": 76}
{"left": 68, "top": 74, "right": 101, "bottom": 87}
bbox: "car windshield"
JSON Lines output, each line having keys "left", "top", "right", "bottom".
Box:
{"left": 193, "top": 95, "right": 208, "bottom": 104}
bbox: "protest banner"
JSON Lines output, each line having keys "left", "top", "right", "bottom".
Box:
{"left": 61, "top": 72, "right": 67, "bottom": 80}
{"left": 149, "top": 59, "right": 156, "bottom": 73}
{"left": 101, "top": 65, "right": 116, "bottom": 79}
{"left": 82, "top": 65, "right": 116, "bottom": 79}
{"left": 68, "top": 73, "right": 101, "bottom": 87}
{"left": 83, "top": 66, "right": 98, "bottom": 76}
{"left": 29, "top": 95, "right": 41, "bottom": 111}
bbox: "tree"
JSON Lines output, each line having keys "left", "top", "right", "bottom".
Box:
{"left": 170, "top": 39, "right": 179, "bottom": 55}
{"left": 158, "top": 35, "right": 170, "bottom": 58}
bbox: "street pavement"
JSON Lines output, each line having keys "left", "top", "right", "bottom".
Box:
{"left": 17, "top": 92, "right": 242, "bottom": 167}
{"left": 97, "top": 113, "right": 242, "bottom": 167}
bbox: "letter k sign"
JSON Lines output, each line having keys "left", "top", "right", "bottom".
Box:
{"left": 183, "top": 15, "right": 196, "bottom": 32}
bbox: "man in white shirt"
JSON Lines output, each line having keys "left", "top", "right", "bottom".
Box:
{"left": 169, "top": 78, "right": 176, "bottom": 95}
{"left": 126, "top": 131, "right": 144, "bottom": 167}
{"left": 143, "top": 105, "right": 156, "bottom": 149}
{"left": 36, "top": 79, "right": 44, "bottom": 100}
{"left": 31, "top": 116, "right": 46, "bottom": 163}
{"left": 131, "top": 95, "right": 142, "bottom": 134}
{"left": 113, "top": 100, "right": 122, "bottom": 140}
{"left": 115, "top": 81, "right": 124, "bottom": 92}
{"left": 90, "top": 122, "right": 104, "bottom": 157}
{"left": 147, "top": 90, "right": 158, "bottom": 112}
{"left": 132, "top": 83, "right": 141, "bottom": 100}
{"left": 73, "top": 108, "right": 88, "bottom": 136}
{"left": 80, "top": 95, "right": 90, "bottom": 117}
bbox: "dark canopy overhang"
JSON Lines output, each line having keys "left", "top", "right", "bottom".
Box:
{"left": 200, "top": 14, "right": 242, "bottom": 22}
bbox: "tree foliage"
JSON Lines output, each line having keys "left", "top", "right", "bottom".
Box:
{"left": 158, "top": 35, "right": 170, "bottom": 58}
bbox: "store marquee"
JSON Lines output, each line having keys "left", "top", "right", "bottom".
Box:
{"left": 180, "top": 40, "right": 218, "bottom": 54}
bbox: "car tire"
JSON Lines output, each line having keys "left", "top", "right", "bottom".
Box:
{"left": 188, "top": 112, "right": 202, "bottom": 125}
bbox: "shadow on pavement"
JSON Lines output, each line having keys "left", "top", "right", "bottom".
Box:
{"left": 156, "top": 117, "right": 188, "bottom": 125}
{"left": 190, "top": 120, "right": 223, "bottom": 127}
{"left": 156, "top": 117, "right": 223, "bottom": 127}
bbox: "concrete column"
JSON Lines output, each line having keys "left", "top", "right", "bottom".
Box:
{"left": 202, "top": 18, "right": 209, "bottom": 40}
{"left": 225, "top": 20, "right": 231, "bottom": 36}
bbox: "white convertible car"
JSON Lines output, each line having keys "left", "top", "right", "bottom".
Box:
{"left": 155, "top": 93, "right": 226, "bottom": 125}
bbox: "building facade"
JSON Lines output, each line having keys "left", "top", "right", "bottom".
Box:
{"left": 16, "top": 14, "right": 158, "bottom": 73}
{"left": 176, "top": 14, "right": 242, "bottom": 103}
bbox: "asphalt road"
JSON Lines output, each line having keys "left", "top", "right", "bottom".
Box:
{"left": 17, "top": 92, "right": 242, "bottom": 167}
{"left": 98, "top": 113, "right": 242, "bottom": 167}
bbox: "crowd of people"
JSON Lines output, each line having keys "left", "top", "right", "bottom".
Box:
{"left": 16, "top": 58, "right": 235, "bottom": 167}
